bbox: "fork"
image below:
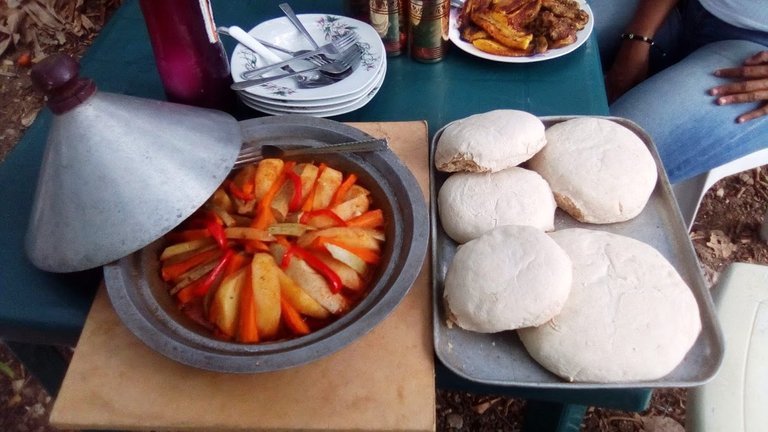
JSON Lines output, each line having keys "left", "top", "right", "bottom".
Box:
{"left": 234, "top": 138, "right": 389, "bottom": 169}
{"left": 254, "top": 37, "right": 337, "bottom": 69}
{"left": 240, "top": 32, "right": 357, "bottom": 80}
{"left": 231, "top": 44, "right": 362, "bottom": 90}
{"left": 217, "top": 25, "right": 338, "bottom": 87}
{"left": 251, "top": 37, "right": 358, "bottom": 81}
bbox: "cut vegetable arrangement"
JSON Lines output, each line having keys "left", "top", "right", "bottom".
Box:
{"left": 158, "top": 157, "right": 387, "bottom": 343}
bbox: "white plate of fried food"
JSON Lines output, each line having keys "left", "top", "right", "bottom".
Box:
{"left": 449, "top": 0, "right": 594, "bottom": 63}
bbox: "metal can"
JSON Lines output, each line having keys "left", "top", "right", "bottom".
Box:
{"left": 408, "top": 0, "right": 449, "bottom": 63}
{"left": 369, "top": 0, "right": 407, "bottom": 56}
{"left": 345, "top": 0, "right": 371, "bottom": 23}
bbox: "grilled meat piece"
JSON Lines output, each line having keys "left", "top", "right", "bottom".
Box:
{"left": 532, "top": 10, "right": 578, "bottom": 44}
{"left": 541, "top": 0, "right": 589, "bottom": 29}
{"left": 533, "top": 35, "right": 548, "bottom": 54}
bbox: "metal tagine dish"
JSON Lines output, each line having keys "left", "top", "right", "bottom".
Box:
{"left": 104, "top": 115, "right": 429, "bottom": 373}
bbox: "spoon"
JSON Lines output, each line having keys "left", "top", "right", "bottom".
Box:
{"left": 234, "top": 137, "right": 389, "bottom": 168}
{"left": 279, "top": 3, "right": 320, "bottom": 50}
{"left": 277, "top": 3, "right": 355, "bottom": 75}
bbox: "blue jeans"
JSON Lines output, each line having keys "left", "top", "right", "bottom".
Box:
{"left": 590, "top": 0, "right": 768, "bottom": 183}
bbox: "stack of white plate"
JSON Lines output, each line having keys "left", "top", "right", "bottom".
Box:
{"left": 230, "top": 14, "right": 386, "bottom": 117}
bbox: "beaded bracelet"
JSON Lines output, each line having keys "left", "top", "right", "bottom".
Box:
{"left": 620, "top": 32, "right": 667, "bottom": 56}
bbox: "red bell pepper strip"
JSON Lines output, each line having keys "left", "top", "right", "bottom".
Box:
{"left": 299, "top": 209, "right": 347, "bottom": 227}
{"left": 177, "top": 249, "right": 235, "bottom": 303}
{"left": 279, "top": 246, "right": 295, "bottom": 270}
{"left": 286, "top": 170, "right": 303, "bottom": 212}
{"left": 227, "top": 180, "right": 255, "bottom": 201}
{"left": 205, "top": 217, "right": 228, "bottom": 250}
{"left": 284, "top": 245, "right": 343, "bottom": 294}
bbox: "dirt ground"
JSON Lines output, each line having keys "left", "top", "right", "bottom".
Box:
{"left": 1, "top": 1, "right": 767, "bottom": 431}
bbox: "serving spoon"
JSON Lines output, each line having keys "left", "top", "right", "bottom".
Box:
{"left": 234, "top": 137, "right": 389, "bottom": 169}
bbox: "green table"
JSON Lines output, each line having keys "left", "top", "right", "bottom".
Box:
{"left": 0, "top": 1, "right": 651, "bottom": 430}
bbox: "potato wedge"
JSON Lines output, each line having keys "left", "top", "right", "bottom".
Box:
{"left": 224, "top": 227, "right": 275, "bottom": 242}
{"left": 250, "top": 253, "right": 281, "bottom": 338}
{"left": 209, "top": 188, "right": 234, "bottom": 213}
{"left": 209, "top": 267, "right": 246, "bottom": 337}
{"left": 211, "top": 205, "right": 237, "bottom": 227}
{"left": 323, "top": 242, "right": 369, "bottom": 275}
{"left": 270, "top": 180, "right": 294, "bottom": 221}
{"left": 344, "top": 184, "right": 370, "bottom": 201}
{"left": 277, "top": 268, "right": 330, "bottom": 319}
{"left": 312, "top": 166, "right": 343, "bottom": 209}
{"left": 270, "top": 244, "right": 349, "bottom": 314}
{"left": 331, "top": 194, "right": 371, "bottom": 221}
{"left": 160, "top": 238, "right": 216, "bottom": 260}
{"left": 254, "top": 158, "right": 284, "bottom": 201}
{"left": 316, "top": 253, "right": 364, "bottom": 291}
{"left": 267, "top": 223, "right": 315, "bottom": 237}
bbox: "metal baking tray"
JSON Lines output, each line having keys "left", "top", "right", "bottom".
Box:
{"left": 430, "top": 115, "right": 724, "bottom": 388}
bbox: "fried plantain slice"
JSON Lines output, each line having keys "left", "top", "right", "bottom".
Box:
{"left": 471, "top": 10, "right": 534, "bottom": 50}
{"left": 472, "top": 38, "right": 534, "bottom": 56}
{"left": 461, "top": 25, "right": 491, "bottom": 42}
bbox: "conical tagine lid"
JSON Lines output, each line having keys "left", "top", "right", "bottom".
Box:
{"left": 25, "top": 53, "right": 242, "bottom": 273}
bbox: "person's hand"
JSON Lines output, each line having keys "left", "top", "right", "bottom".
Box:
{"left": 605, "top": 41, "right": 652, "bottom": 103}
{"left": 710, "top": 51, "right": 768, "bottom": 123}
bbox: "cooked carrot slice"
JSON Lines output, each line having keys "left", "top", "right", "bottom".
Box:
{"left": 237, "top": 266, "right": 259, "bottom": 343}
{"left": 280, "top": 297, "right": 310, "bottom": 335}
{"left": 346, "top": 209, "right": 384, "bottom": 228}
{"left": 161, "top": 248, "right": 221, "bottom": 282}
{"left": 330, "top": 173, "right": 358, "bottom": 207}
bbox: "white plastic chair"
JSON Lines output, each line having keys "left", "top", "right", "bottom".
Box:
{"left": 671, "top": 148, "right": 768, "bottom": 232}
{"left": 686, "top": 262, "right": 768, "bottom": 432}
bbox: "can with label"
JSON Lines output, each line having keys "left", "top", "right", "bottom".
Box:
{"left": 408, "top": 0, "right": 450, "bottom": 63}
{"left": 369, "top": 0, "right": 407, "bottom": 56}
{"left": 345, "top": 0, "right": 371, "bottom": 23}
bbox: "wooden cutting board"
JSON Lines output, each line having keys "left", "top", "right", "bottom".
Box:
{"left": 50, "top": 121, "right": 435, "bottom": 432}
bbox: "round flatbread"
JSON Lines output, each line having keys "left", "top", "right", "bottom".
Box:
{"left": 443, "top": 225, "right": 573, "bottom": 333}
{"left": 438, "top": 166, "right": 556, "bottom": 243}
{"left": 527, "top": 117, "right": 657, "bottom": 223}
{"left": 518, "top": 228, "right": 701, "bottom": 382}
{"left": 435, "top": 110, "right": 546, "bottom": 173}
